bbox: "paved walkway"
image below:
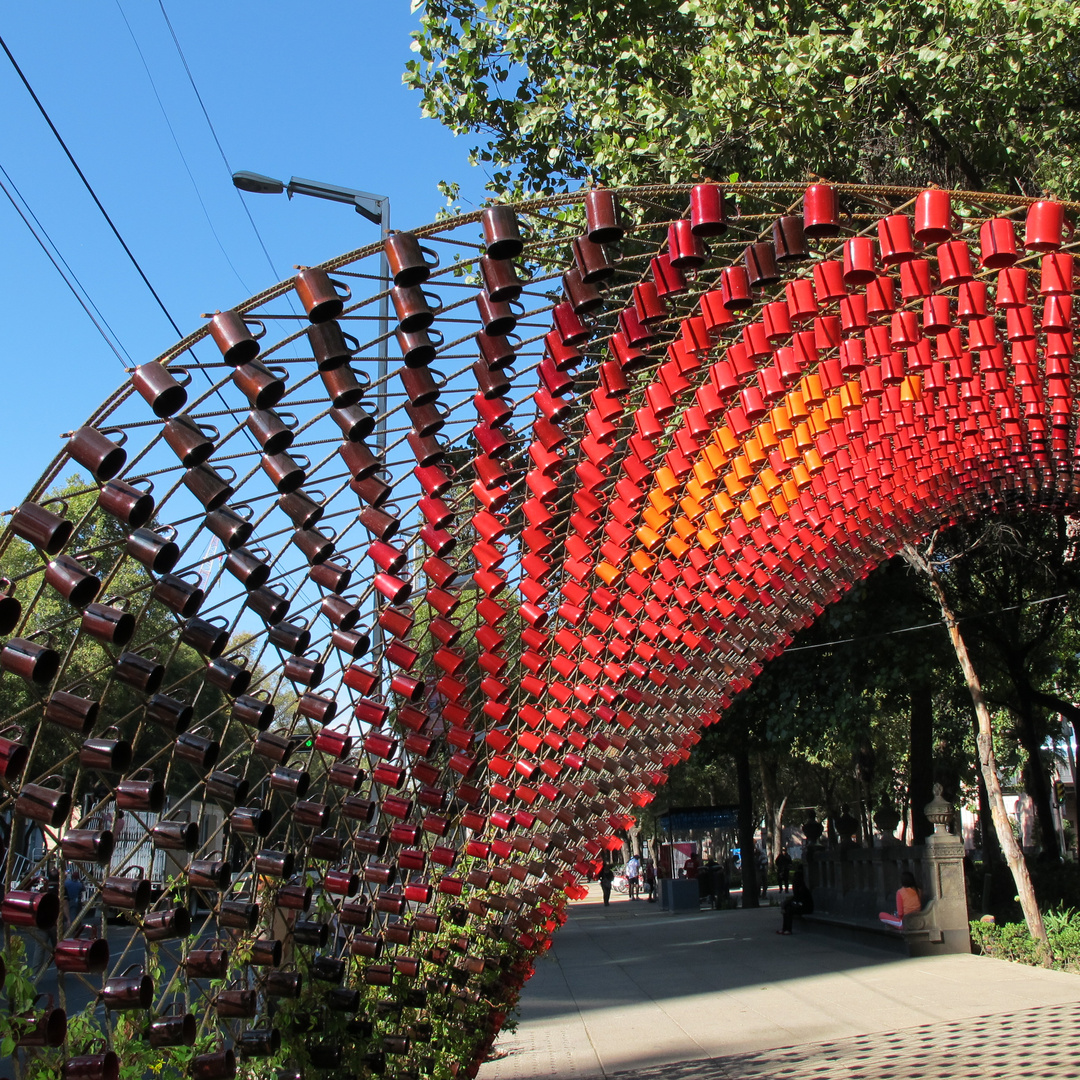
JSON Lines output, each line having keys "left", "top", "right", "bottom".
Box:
{"left": 481, "top": 884, "right": 1080, "bottom": 1080}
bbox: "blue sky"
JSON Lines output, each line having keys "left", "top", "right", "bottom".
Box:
{"left": 0, "top": 2, "right": 486, "bottom": 511}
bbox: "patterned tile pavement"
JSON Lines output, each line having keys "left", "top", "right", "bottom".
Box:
{"left": 603, "top": 1002, "right": 1080, "bottom": 1079}
{"left": 481, "top": 887, "right": 1080, "bottom": 1080}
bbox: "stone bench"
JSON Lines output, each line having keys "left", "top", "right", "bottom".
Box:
{"left": 801, "top": 898, "right": 955, "bottom": 957}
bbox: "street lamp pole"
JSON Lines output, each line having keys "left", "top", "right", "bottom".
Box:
{"left": 232, "top": 171, "right": 390, "bottom": 457}
{"left": 233, "top": 170, "right": 393, "bottom": 692}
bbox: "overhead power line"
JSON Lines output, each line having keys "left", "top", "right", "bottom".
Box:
{"left": 0, "top": 162, "right": 131, "bottom": 366}
{"left": 156, "top": 0, "right": 284, "bottom": 284}
{"left": 0, "top": 30, "right": 184, "bottom": 338}
{"left": 114, "top": 0, "right": 252, "bottom": 294}
{"left": 784, "top": 592, "right": 1071, "bottom": 654}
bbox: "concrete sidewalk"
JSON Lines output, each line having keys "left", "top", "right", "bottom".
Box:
{"left": 480, "top": 884, "right": 1080, "bottom": 1079}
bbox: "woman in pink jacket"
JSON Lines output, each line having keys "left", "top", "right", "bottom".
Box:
{"left": 879, "top": 871, "right": 922, "bottom": 928}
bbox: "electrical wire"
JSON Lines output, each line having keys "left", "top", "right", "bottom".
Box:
{"left": 784, "top": 592, "right": 1071, "bottom": 654}
{"left": 0, "top": 162, "right": 131, "bottom": 366}
{"left": 156, "top": 0, "right": 285, "bottom": 285}
{"left": 0, "top": 28, "right": 266, "bottom": 457}
{"left": 114, "top": 0, "right": 252, "bottom": 294}
{"left": 0, "top": 29, "right": 184, "bottom": 339}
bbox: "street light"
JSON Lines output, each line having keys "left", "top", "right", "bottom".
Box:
{"left": 232, "top": 170, "right": 391, "bottom": 456}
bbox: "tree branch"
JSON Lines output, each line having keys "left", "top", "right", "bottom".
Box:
{"left": 891, "top": 83, "right": 983, "bottom": 189}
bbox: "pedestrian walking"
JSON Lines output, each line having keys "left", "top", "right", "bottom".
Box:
{"left": 63, "top": 866, "right": 84, "bottom": 928}
{"left": 775, "top": 847, "right": 793, "bottom": 893}
{"left": 625, "top": 854, "right": 641, "bottom": 900}
{"left": 644, "top": 858, "right": 657, "bottom": 903}
{"left": 599, "top": 863, "right": 614, "bottom": 907}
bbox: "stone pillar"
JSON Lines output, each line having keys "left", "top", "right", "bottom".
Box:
{"left": 915, "top": 784, "right": 971, "bottom": 955}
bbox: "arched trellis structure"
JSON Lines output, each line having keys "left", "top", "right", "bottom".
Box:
{"left": 1, "top": 182, "right": 1078, "bottom": 1078}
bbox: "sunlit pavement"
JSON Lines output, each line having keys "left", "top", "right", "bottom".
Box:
{"left": 480, "top": 883, "right": 1080, "bottom": 1079}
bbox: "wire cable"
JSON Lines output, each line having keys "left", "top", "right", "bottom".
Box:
{"left": 114, "top": 0, "right": 252, "bottom": 294}
{"left": 0, "top": 29, "right": 184, "bottom": 338}
{"left": 784, "top": 592, "right": 1071, "bottom": 654}
{"left": 156, "top": 0, "right": 285, "bottom": 285}
{"left": 0, "top": 28, "right": 265, "bottom": 455}
{"left": 0, "top": 162, "right": 131, "bottom": 366}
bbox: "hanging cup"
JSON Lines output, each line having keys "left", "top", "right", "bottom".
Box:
{"left": 482, "top": 205, "right": 525, "bottom": 259}
{"left": 308, "top": 321, "right": 361, "bottom": 371}
{"left": 205, "top": 503, "right": 254, "bottom": 550}
{"left": 208, "top": 310, "right": 266, "bottom": 365}
{"left": 132, "top": 361, "right": 190, "bottom": 417}
{"left": 65, "top": 426, "right": 127, "bottom": 482}
{"left": 102, "top": 964, "right": 154, "bottom": 1010}
{"left": 231, "top": 360, "right": 288, "bottom": 410}
{"left": 295, "top": 267, "right": 352, "bottom": 322}
{"left": 385, "top": 232, "right": 440, "bottom": 287}
{"left": 0, "top": 576, "right": 21, "bottom": 635}
{"left": 10, "top": 500, "right": 74, "bottom": 555}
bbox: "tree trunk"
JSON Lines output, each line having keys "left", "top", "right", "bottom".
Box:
{"left": 974, "top": 744, "right": 1001, "bottom": 864}
{"left": 1070, "top": 720, "right": 1080, "bottom": 863}
{"left": 735, "top": 748, "right": 759, "bottom": 908}
{"left": 1014, "top": 692, "right": 1061, "bottom": 858}
{"left": 901, "top": 543, "right": 1048, "bottom": 951}
{"left": 758, "top": 755, "right": 787, "bottom": 865}
{"left": 909, "top": 682, "right": 935, "bottom": 845}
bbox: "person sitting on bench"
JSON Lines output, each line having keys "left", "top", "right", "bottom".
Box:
{"left": 879, "top": 871, "right": 922, "bottom": 929}
{"left": 777, "top": 869, "right": 813, "bottom": 935}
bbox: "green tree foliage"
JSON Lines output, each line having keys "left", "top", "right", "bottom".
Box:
{"left": 650, "top": 557, "right": 974, "bottom": 847}
{"left": 918, "top": 516, "right": 1080, "bottom": 855}
{"left": 0, "top": 477, "right": 260, "bottom": 802}
{"left": 408, "top": 0, "right": 1080, "bottom": 197}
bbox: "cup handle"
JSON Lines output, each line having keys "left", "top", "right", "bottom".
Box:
{"left": 343, "top": 332, "right": 361, "bottom": 352}
{"left": 157, "top": 524, "right": 179, "bottom": 542}
{"left": 421, "top": 246, "right": 441, "bottom": 269}
{"left": 171, "top": 366, "right": 192, "bottom": 387}
{"left": 291, "top": 454, "right": 311, "bottom": 470}
{"left": 200, "top": 424, "right": 220, "bottom": 441}
{"left": 427, "top": 329, "right": 445, "bottom": 345}
{"left": 234, "top": 503, "right": 255, "bottom": 521}
{"left": 217, "top": 465, "right": 238, "bottom": 483}
{"left": 101, "top": 427, "right": 129, "bottom": 447}
{"left": 1064, "top": 219, "right": 1075, "bottom": 240}
{"left": 245, "top": 319, "right": 267, "bottom": 340}
{"left": 279, "top": 412, "right": 299, "bottom": 430}
{"left": 268, "top": 366, "right": 289, "bottom": 379}
{"left": 422, "top": 290, "right": 443, "bottom": 311}
{"left": 509, "top": 300, "right": 526, "bottom": 316}
{"left": 332, "top": 278, "right": 353, "bottom": 300}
